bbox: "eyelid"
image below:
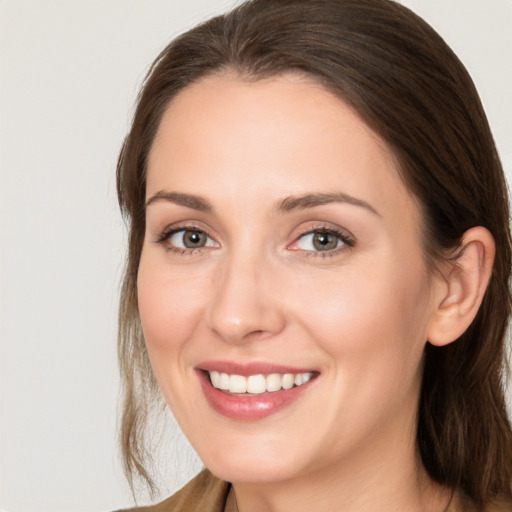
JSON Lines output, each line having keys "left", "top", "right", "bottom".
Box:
{"left": 153, "top": 223, "right": 220, "bottom": 252}
{"left": 288, "top": 223, "right": 355, "bottom": 255}
{"left": 152, "top": 220, "right": 354, "bottom": 257}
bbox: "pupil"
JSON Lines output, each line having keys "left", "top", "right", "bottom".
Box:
{"left": 184, "top": 230, "right": 206, "bottom": 248}
{"left": 313, "top": 232, "right": 336, "bottom": 251}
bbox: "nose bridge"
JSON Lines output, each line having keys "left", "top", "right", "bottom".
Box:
{"left": 207, "top": 242, "right": 285, "bottom": 343}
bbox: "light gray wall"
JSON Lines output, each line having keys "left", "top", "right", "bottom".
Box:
{"left": 0, "top": 1, "right": 510, "bottom": 511}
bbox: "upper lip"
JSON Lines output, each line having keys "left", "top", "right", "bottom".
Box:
{"left": 196, "top": 360, "right": 318, "bottom": 376}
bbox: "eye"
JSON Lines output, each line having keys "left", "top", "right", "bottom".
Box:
{"left": 156, "top": 227, "right": 218, "bottom": 251}
{"left": 290, "top": 227, "right": 354, "bottom": 254}
{"left": 297, "top": 231, "right": 341, "bottom": 251}
{"left": 170, "top": 229, "right": 213, "bottom": 249}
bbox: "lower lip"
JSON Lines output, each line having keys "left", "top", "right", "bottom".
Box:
{"left": 197, "top": 370, "right": 315, "bottom": 421}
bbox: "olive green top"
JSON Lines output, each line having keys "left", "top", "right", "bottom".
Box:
{"left": 116, "top": 470, "right": 234, "bottom": 512}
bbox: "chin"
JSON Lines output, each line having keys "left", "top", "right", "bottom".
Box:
{"left": 197, "top": 440, "right": 310, "bottom": 485}
{"left": 207, "top": 460, "right": 300, "bottom": 485}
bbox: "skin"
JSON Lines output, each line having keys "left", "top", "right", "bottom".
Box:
{"left": 137, "top": 73, "right": 474, "bottom": 511}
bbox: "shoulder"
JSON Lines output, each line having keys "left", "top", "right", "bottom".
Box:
{"left": 114, "top": 469, "right": 231, "bottom": 512}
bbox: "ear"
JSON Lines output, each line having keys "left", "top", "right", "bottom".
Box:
{"left": 427, "top": 226, "right": 495, "bottom": 347}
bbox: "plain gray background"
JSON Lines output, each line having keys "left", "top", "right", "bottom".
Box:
{"left": 1, "top": 1, "right": 511, "bottom": 511}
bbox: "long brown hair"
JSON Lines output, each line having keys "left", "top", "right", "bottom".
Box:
{"left": 116, "top": 0, "right": 512, "bottom": 506}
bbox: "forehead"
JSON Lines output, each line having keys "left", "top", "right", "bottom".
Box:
{"left": 146, "top": 73, "right": 420, "bottom": 230}
{"left": 149, "top": 72, "right": 386, "bottom": 168}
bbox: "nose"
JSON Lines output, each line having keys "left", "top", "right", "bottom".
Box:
{"left": 206, "top": 249, "right": 286, "bottom": 344}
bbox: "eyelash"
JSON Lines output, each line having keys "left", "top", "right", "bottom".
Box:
{"left": 154, "top": 224, "right": 355, "bottom": 257}
{"left": 154, "top": 225, "right": 216, "bottom": 255}
{"left": 291, "top": 225, "right": 355, "bottom": 258}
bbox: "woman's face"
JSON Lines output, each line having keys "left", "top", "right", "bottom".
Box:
{"left": 138, "top": 74, "right": 440, "bottom": 484}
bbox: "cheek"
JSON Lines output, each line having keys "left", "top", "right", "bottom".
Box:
{"left": 137, "top": 252, "right": 209, "bottom": 356}
{"left": 292, "top": 260, "right": 431, "bottom": 443}
{"left": 291, "top": 256, "right": 431, "bottom": 378}
{"left": 136, "top": 251, "right": 214, "bottom": 420}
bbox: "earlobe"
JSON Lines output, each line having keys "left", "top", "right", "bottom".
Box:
{"left": 427, "top": 227, "right": 495, "bottom": 347}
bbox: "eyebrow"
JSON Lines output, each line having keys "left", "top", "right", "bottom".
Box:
{"left": 276, "top": 192, "right": 380, "bottom": 216}
{"left": 145, "top": 190, "right": 380, "bottom": 216}
{"left": 145, "top": 190, "right": 213, "bottom": 212}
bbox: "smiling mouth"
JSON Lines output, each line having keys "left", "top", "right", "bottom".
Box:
{"left": 198, "top": 366, "right": 319, "bottom": 420}
{"left": 206, "top": 370, "right": 316, "bottom": 395}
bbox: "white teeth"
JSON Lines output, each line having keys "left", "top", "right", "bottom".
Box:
{"left": 210, "top": 371, "right": 220, "bottom": 388}
{"left": 266, "top": 373, "right": 282, "bottom": 392}
{"left": 229, "top": 374, "right": 247, "bottom": 393}
{"left": 247, "top": 374, "right": 266, "bottom": 394}
{"left": 282, "top": 373, "right": 294, "bottom": 390}
{"left": 208, "top": 371, "right": 314, "bottom": 394}
{"left": 218, "top": 372, "right": 230, "bottom": 391}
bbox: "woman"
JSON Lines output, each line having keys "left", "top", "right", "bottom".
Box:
{"left": 115, "top": 0, "right": 512, "bottom": 510}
